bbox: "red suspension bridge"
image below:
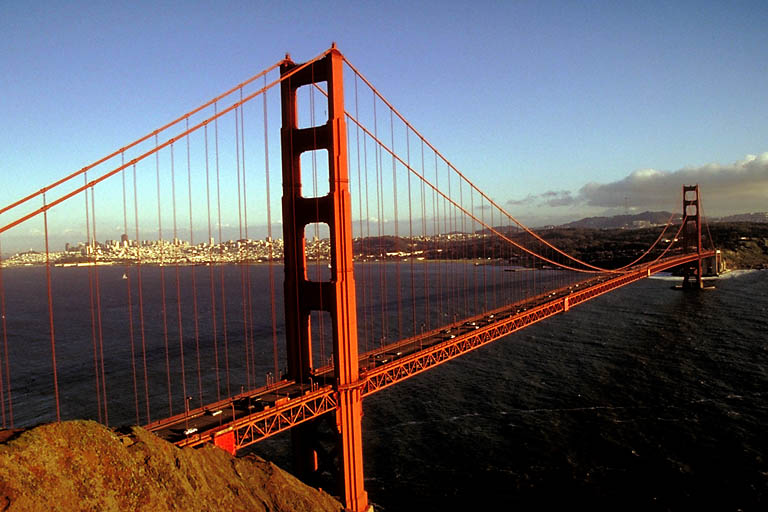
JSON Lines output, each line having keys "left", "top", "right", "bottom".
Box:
{"left": 0, "top": 46, "right": 717, "bottom": 511}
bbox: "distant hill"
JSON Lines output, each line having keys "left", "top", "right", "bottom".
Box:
{"left": 712, "top": 212, "right": 768, "bottom": 223}
{"left": 559, "top": 211, "right": 768, "bottom": 230}
{"left": 559, "top": 211, "right": 680, "bottom": 230}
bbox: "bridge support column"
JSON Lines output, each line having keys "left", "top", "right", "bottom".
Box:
{"left": 681, "top": 185, "right": 703, "bottom": 289}
{"left": 281, "top": 47, "right": 369, "bottom": 512}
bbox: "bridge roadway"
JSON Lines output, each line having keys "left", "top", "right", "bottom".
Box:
{"left": 145, "top": 251, "right": 714, "bottom": 453}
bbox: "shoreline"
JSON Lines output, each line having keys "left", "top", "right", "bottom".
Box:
{"left": 1, "top": 258, "right": 764, "bottom": 271}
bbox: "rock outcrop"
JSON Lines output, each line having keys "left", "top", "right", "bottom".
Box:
{"left": 0, "top": 420, "right": 343, "bottom": 512}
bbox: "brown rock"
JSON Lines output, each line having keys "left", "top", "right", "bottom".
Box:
{"left": 0, "top": 420, "right": 343, "bottom": 512}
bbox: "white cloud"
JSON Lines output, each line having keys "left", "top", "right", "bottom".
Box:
{"left": 578, "top": 152, "right": 768, "bottom": 214}
{"left": 507, "top": 190, "right": 576, "bottom": 208}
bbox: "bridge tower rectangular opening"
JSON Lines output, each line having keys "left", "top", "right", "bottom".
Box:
{"left": 280, "top": 48, "right": 369, "bottom": 512}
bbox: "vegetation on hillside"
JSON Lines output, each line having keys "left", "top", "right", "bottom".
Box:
{"left": 354, "top": 222, "right": 768, "bottom": 270}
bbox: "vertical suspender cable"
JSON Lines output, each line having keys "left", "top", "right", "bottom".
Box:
{"left": 42, "top": 192, "right": 61, "bottom": 422}
{"left": 124, "top": 254, "right": 139, "bottom": 425}
{"left": 156, "top": 135, "right": 173, "bottom": 416}
{"left": 442, "top": 162, "right": 450, "bottom": 322}
{"left": 133, "top": 164, "right": 151, "bottom": 423}
{"left": 187, "top": 118, "right": 204, "bottom": 407}
{"left": 263, "top": 77, "right": 279, "bottom": 381}
{"left": 240, "top": 89, "right": 257, "bottom": 389}
{"left": 471, "top": 191, "right": 477, "bottom": 314}
{"left": 373, "top": 94, "right": 386, "bottom": 346}
{"left": 84, "top": 174, "right": 102, "bottom": 423}
{"left": 90, "top": 188, "right": 108, "bottom": 425}
{"left": 353, "top": 75, "right": 369, "bottom": 354}
{"left": 495, "top": 205, "right": 500, "bottom": 309}
{"left": 459, "top": 179, "right": 467, "bottom": 317}
{"left": 171, "top": 143, "right": 188, "bottom": 410}
{"left": 406, "top": 128, "right": 416, "bottom": 337}
{"left": 235, "top": 105, "right": 244, "bottom": 241}
{"left": 235, "top": 104, "right": 251, "bottom": 388}
{"left": 491, "top": 203, "right": 501, "bottom": 308}
{"left": 420, "top": 140, "right": 428, "bottom": 332}
{"left": 390, "top": 109, "right": 403, "bottom": 340}
{"left": 122, "top": 153, "right": 140, "bottom": 425}
{"left": 363, "top": 123, "right": 373, "bottom": 352}
{"left": 482, "top": 195, "right": 487, "bottom": 311}
{"left": 0, "top": 239, "right": 10, "bottom": 428}
{"left": 433, "top": 152, "right": 442, "bottom": 323}
{"left": 214, "top": 105, "right": 231, "bottom": 397}
{"left": 205, "top": 123, "right": 221, "bottom": 401}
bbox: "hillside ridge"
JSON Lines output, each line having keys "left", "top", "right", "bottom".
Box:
{"left": 0, "top": 420, "right": 343, "bottom": 512}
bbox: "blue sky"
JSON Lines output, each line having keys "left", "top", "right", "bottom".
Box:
{"left": 2, "top": 0, "right": 767, "bottom": 250}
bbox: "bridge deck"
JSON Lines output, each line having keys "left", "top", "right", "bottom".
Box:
{"left": 146, "top": 251, "right": 714, "bottom": 452}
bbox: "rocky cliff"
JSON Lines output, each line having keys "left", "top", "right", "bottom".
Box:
{"left": 0, "top": 420, "right": 343, "bottom": 512}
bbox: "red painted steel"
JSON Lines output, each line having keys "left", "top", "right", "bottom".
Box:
{"left": 0, "top": 44, "right": 721, "bottom": 512}
{"left": 151, "top": 252, "right": 715, "bottom": 452}
{"left": 214, "top": 430, "right": 236, "bottom": 455}
{"left": 164, "top": 384, "right": 337, "bottom": 450}
{"left": 359, "top": 251, "right": 714, "bottom": 395}
{"left": 280, "top": 47, "right": 368, "bottom": 512}
{"left": 682, "top": 184, "right": 704, "bottom": 288}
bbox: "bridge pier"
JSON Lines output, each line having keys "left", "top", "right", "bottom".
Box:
{"left": 281, "top": 47, "right": 369, "bottom": 512}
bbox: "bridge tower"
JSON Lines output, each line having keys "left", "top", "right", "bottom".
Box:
{"left": 280, "top": 47, "right": 369, "bottom": 512}
{"left": 681, "top": 184, "right": 703, "bottom": 289}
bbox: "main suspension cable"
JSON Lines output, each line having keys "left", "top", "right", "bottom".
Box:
{"left": 340, "top": 57, "right": 645, "bottom": 274}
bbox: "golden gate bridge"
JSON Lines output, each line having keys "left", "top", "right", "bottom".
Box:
{"left": 0, "top": 45, "right": 717, "bottom": 511}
